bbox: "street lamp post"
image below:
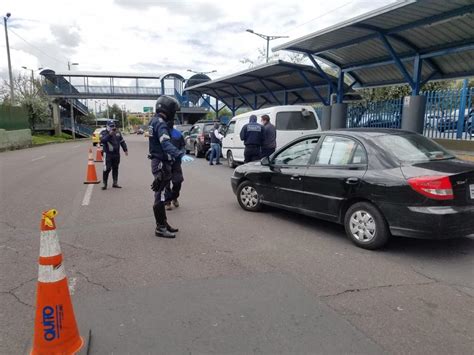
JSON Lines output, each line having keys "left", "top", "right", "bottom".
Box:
{"left": 21, "top": 66, "right": 43, "bottom": 93}
{"left": 4, "top": 13, "right": 14, "bottom": 103}
{"left": 67, "top": 61, "right": 79, "bottom": 71}
{"left": 246, "top": 29, "right": 289, "bottom": 63}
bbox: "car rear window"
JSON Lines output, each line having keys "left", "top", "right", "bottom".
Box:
{"left": 276, "top": 111, "right": 318, "bottom": 130}
{"left": 374, "top": 134, "right": 454, "bottom": 163}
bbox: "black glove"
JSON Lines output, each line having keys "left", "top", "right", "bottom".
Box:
{"left": 151, "top": 170, "right": 163, "bottom": 192}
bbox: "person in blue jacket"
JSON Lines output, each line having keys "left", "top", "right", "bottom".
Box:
{"left": 100, "top": 120, "right": 128, "bottom": 190}
{"left": 148, "top": 96, "right": 183, "bottom": 238}
{"left": 240, "top": 114, "right": 264, "bottom": 163}
{"left": 165, "top": 122, "right": 186, "bottom": 210}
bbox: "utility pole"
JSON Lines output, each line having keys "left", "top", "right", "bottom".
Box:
{"left": 4, "top": 13, "right": 14, "bottom": 103}
{"left": 121, "top": 103, "right": 125, "bottom": 132}
{"left": 70, "top": 99, "right": 76, "bottom": 140}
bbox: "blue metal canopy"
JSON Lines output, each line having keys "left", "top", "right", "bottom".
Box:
{"left": 184, "top": 60, "right": 357, "bottom": 114}
{"left": 274, "top": 0, "right": 474, "bottom": 95}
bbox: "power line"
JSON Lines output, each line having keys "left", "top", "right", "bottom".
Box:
{"left": 0, "top": 22, "right": 68, "bottom": 66}
{"left": 284, "top": 2, "right": 352, "bottom": 34}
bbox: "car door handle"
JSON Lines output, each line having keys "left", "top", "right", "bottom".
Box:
{"left": 290, "top": 175, "right": 302, "bottom": 181}
{"left": 345, "top": 177, "right": 360, "bottom": 185}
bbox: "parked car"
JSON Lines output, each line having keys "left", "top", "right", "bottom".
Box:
{"left": 437, "top": 113, "right": 473, "bottom": 133}
{"left": 360, "top": 115, "right": 400, "bottom": 129}
{"left": 91, "top": 127, "right": 106, "bottom": 146}
{"left": 231, "top": 128, "right": 474, "bottom": 250}
{"left": 175, "top": 124, "right": 192, "bottom": 135}
{"left": 184, "top": 121, "right": 215, "bottom": 157}
{"left": 222, "top": 105, "right": 321, "bottom": 168}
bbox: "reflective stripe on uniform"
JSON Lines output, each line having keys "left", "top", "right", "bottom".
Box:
{"left": 39, "top": 230, "right": 62, "bottom": 258}
{"left": 159, "top": 134, "right": 170, "bottom": 143}
{"left": 38, "top": 263, "right": 66, "bottom": 283}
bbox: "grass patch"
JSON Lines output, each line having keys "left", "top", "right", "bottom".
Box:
{"left": 32, "top": 133, "right": 73, "bottom": 145}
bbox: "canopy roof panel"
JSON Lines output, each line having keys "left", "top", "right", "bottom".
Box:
{"left": 274, "top": 0, "right": 474, "bottom": 88}
{"left": 184, "top": 60, "right": 356, "bottom": 110}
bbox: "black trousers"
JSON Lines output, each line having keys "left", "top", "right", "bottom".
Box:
{"left": 244, "top": 145, "right": 261, "bottom": 163}
{"left": 151, "top": 159, "right": 172, "bottom": 226}
{"left": 103, "top": 154, "right": 120, "bottom": 185}
{"left": 165, "top": 160, "right": 184, "bottom": 201}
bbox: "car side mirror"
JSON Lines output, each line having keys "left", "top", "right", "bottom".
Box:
{"left": 261, "top": 156, "right": 270, "bottom": 166}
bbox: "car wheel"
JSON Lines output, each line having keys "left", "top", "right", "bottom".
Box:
{"left": 205, "top": 149, "right": 211, "bottom": 161}
{"left": 237, "top": 181, "right": 262, "bottom": 212}
{"left": 227, "top": 151, "right": 236, "bottom": 168}
{"left": 194, "top": 144, "right": 203, "bottom": 158}
{"left": 344, "top": 202, "right": 390, "bottom": 250}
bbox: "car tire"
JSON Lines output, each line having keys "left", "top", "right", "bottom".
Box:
{"left": 344, "top": 202, "right": 390, "bottom": 250}
{"left": 227, "top": 151, "right": 237, "bottom": 168}
{"left": 237, "top": 181, "right": 262, "bottom": 212}
{"left": 194, "top": 144, "right": 203, "bottom": 158}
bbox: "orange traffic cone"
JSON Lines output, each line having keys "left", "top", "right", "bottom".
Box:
{"left": 94, "top": 146, "right": 103, "bottom": 163}
{"left": 30, "top": 209, "right": 86, "bottom": 354}
{"left": 84, "top": 148, "right": 100, "bottom": 184}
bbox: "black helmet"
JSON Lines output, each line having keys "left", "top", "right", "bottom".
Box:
{"left": 155, "top": 95, "right": 180, "bottom": 120}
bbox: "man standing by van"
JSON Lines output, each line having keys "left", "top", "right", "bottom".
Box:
{"left": 261, "top": 114, "right": 276, "bottom": 158}
{"left": 240, "top": 114, "right": 264, "bottom": 163}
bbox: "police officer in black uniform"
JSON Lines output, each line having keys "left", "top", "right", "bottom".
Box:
{"left": 148, "top": 96, "right": 183, "bottom": 238}
{"left": 100, "top": 119, "right": 128, "bottom": 190}
{"left": 239, "top": 114, "right": 264, "bottom": 163}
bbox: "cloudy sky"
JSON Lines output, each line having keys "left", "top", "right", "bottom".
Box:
{"left": 1, "top": 0, "right": 395, "bottom": 111}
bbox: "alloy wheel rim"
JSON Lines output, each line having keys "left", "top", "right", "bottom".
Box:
{"left": 194, "top": 145, "right": 198, "bottom": 156}
{"left": 349, "top": 210, "right": 376, "bottom": 242}
{"left": 240, "top": 186, "right": 258, "bottom": 208}
{"left": 228, "top": 152, "right": 233, "bottom": 165}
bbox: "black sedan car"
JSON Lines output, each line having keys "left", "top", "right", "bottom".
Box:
{"left": 231, "top": 129, "right": 474, "bottom": 250}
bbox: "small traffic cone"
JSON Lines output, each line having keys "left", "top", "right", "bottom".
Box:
{"left": 84, "top": 148, "right": 100, "bottom": 184}
{"left": 94, "top": 146, "right": 103, "bottom": 163}
{"left": 30, "top": 209, "right": 87, "bottom": 354}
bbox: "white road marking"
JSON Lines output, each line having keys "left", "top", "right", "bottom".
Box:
{"left": 31, "top": 156, "right": 46, "bottom": 162}
{"left": 68, "top": 277, "right": 77, "bottom": 295}
{"left": 81, "top": 184, "right": 94, "bottom": 206}
{"left": 72, "top": 145, "right": 80, "bottom": 148}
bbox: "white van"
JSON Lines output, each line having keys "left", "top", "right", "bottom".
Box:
{"left": 222, "top": 105, "right": 321, "bottom": 167}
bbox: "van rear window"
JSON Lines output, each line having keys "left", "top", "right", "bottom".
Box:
{"left": 276, "top": 111, "right": 318, "bottom": 130}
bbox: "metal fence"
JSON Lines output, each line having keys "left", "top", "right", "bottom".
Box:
{"left": 344, "top": 83, "right": 473, "bottom": 141}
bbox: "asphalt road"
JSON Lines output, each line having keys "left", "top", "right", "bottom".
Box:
{"left": 1, "top": 135, "right": 473, "bottom": 354}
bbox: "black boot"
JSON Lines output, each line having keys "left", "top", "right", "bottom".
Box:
{"left": 166, "top": 222, "right": 179, "bottom": 233}
{"left": 153, "top": 204, "right": 175, "bottom": 238}
{"left": 112, "top": 181, "right": 122, "bottom": 188}
{"left": 155, "top": 225, "right": 176, "bottom": 238}
{"left": 101, "top": 183, "right": 107, "bottom": 190}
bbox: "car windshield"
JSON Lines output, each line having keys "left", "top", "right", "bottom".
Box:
{"left": 203, "top": 125, "right": 214, "bottom": 133}
{"left": 374, "top": 134, "right": 455, "bottom": 163}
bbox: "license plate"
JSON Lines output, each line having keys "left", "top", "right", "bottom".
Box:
{"left": 470, "top": 184, "right": 474, "bottom": 199}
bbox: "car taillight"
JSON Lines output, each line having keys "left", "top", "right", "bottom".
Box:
{"left": 198, "top": 134, "right": 205, "bottom": 142}
{"left": 407, "top": 176, "right": 453, "bottom": 200}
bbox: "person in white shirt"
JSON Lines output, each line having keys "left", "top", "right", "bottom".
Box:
{"left": 209, "top": 122, "right": 224, "bottom": 165}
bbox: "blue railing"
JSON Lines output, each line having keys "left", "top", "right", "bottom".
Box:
{"left": 345, "top": 85, "right": 473, "bottom": 141}
{"left": 62, "top": 117, "right": 94, "bottom": 137}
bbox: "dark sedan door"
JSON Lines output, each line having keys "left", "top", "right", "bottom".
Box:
{"left": 303, "top": 135, "right": 368, "bottom": 220}
{"left": 260, "top": 136, "right": 320, "bottom": 208}
{"left": 185, "top": 125, "right": 200, "bottom": 152}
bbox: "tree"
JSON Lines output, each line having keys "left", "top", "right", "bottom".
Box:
{"left": 0, "top": 74, "right": 51, "bottom": 130}
{"left": 128, "top": 114, "right": 143, "bottom": 127}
